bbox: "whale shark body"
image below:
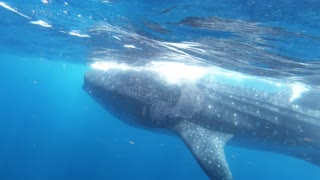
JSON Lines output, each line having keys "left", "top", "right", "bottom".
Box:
{"left": 83, "top": 61, "right": 320, "bottom": 180}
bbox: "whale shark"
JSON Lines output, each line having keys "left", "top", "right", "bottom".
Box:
{"left": 83, "top": 61, "right": 320, "bottom": 180}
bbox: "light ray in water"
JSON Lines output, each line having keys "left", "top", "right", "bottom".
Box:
{"left": 0, "top": 1, "right": 30, "bottom": 19}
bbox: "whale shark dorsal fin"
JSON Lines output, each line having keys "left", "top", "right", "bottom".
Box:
{"left": 172, "top": 120, "right": 233, "bottom": 180}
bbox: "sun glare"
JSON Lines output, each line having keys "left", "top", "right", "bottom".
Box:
{"left": 289, "top": 83, "right": 309, "bottom": 102}
{"left": 149, "top": 61, "right": 208, "bottom": 84}
{"left": 90, "top": 61, "right": 208, "bottom": 84}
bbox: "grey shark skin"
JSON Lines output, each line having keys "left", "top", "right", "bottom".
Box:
{"left": 83, "top": 65, "right": 320, "bottom": 180}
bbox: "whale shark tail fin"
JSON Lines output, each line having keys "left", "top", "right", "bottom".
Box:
{"left": 172, "top": 120, "right": 234, "bottom": 180}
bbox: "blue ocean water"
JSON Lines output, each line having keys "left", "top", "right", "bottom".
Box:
{"left": 0, "top": 0, "right": 320, "bottom": 180}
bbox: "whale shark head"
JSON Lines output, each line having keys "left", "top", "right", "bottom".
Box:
{"left": 83, "top": 61, "right": 212, "bottom": 129}
{"left": 83, "top": 62, "right": 190, "bottom": 128}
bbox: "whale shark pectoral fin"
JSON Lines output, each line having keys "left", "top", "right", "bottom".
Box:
{"left": 172, "top": 120, "right": 233, "bottom": 180}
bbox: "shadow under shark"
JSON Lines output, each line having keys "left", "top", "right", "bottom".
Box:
{"left": 83, "top": 61, "right": 320, "bottom": 180}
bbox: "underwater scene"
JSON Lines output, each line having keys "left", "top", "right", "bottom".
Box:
{"left": 0, "top": 0, "right": 320, "bottom": 180}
